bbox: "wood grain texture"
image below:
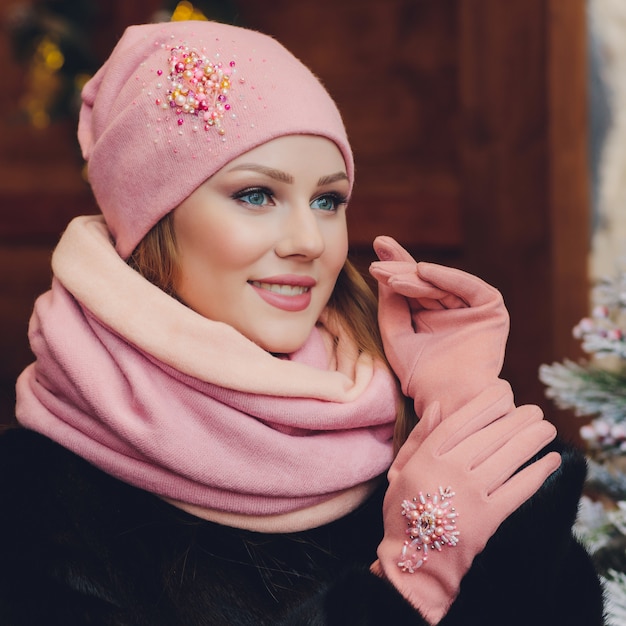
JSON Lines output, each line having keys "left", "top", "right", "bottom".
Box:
{"left": 0, "top": 1, "right": 590, "bottom": 439}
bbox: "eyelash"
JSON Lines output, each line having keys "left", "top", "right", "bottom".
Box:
{"left": 313, "top": 192, "right": 349, "bottom": 212}
{"left": 231, "top": 187, "right": 348, "bottom": 212}
{"left": 231, "top": 186, "right": 275, "bottom": 207}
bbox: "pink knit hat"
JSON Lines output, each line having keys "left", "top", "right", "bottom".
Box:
{"left": 78, "top": 20, "right": 354, "bottom": 259}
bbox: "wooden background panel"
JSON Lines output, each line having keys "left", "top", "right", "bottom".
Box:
{"left": 0, "top": 246, "right": 53, "bottom": 425}
{"left": 239, "top": 0, "right": 462, "bottom": 250}
{"left": 457, "top": 0, "right": 589, "bottom": 440}
{"left": 457, "top": 0, "right": 555, "bottom": 410}
{"left": 547, "top": 0, "right": 590, "bottom": 362}
{"left": 0, "top": 0, "right": 590, "bottom": 441}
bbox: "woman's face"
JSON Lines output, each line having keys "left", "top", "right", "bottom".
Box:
{"left": 172, "top": 135, "right": 350, "bottom": 353}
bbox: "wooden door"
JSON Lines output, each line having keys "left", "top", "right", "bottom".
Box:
{"left": 0, "top": 0, "right": 589, "bottom": 440}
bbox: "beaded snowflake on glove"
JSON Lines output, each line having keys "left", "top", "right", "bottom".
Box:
{"left": 372, "top": 385, "right": 560, "bottom": 625}
{"left": 398, "top": 487, "right": 459, "bottom": 573}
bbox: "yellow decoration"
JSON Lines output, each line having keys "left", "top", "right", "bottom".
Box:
{"left": 38, "top": 38, "right": 65, "bottom": 71}
{"left": 171, "top": 1, "right": 208, "bottom": 22}
{"left": 21, "top": 36, "right": 65, "bottom": 128}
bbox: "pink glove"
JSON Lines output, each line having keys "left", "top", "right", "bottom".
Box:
{"left": 369, "top": 236, "right": 510, "bottom": 418}
{"left": 371, "top": 384, "right": 560, "bottom": 624}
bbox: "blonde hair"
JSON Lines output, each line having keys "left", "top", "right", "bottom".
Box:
{"left": 128, "top": 213, "right": 417, "bottom": 452}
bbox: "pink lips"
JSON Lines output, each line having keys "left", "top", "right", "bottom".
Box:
{"left": 248, "top": 275, "right": 316, "bottom": 312}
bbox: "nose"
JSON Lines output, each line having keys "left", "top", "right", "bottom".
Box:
{"left": 274, "top": 203, "right": 325, "bottom": 260}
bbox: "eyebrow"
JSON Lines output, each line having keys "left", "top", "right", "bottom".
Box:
{"left": 317, "top": 172, "right": 349, "bottom": 186}
{"left": 226, "top": 164, "right": 349, "bottom": 187}
{"left": 226, "top": 164, "right": 293, "bottom": 183}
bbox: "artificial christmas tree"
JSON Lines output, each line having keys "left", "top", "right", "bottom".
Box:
{"left": 541, "top": 264, "right": 626, "bottom": 624}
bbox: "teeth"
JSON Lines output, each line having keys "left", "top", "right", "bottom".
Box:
{"left": 251, "top": 281, "right": 309, "bottom": 296}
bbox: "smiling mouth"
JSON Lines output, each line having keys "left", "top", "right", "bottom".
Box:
{"left": 249, "top": 281, "right": 310, "bottom": 296}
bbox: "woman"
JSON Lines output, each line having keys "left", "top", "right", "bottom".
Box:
{"left": 0, "top": 20, "right": 603, "bottom": 625}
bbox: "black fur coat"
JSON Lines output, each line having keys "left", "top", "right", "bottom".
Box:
{"left": 0, "top": 427, "right": 605, "bottom": 625}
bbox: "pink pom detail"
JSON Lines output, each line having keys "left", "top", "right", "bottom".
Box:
{"left": 157, "top": 44, "right": 235, "bottom": 135}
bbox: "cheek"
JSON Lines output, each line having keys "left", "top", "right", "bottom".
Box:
{"left": 177, "top": 213, "right": 267, "bottom": 275}
{"left": 323, "top": 223, "right": 349, "bottom": 279}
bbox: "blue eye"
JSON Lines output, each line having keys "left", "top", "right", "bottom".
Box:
{"left": 233, "top": 188, "right": 273, "bottom": 206}
{"left": 311, "top": 193, "right": 347, "bottom": 212}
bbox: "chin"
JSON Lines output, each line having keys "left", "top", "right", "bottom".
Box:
{"left": 252, "top": 330, "right": 313, "bottom": 355}
{"left": 240, "top": 314, "right": 322, "bottom": 355}
{"left": 260, "top": 340, "right": 307, "bottom": 355}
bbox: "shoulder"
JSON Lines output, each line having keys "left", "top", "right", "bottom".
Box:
{"left": 0, "top": 426, "right": 153, "bottom": 553}
{"left": 0, "top": 427, "right": 150, "bottom": 525}
{"left": 0, "top": 428, "right": 393, "bottom": 624}
{"left": 0, "top": 428, "right": 186, "bottom": 623}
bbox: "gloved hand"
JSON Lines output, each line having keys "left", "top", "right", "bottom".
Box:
{"left": 371, "top": 384, "right": 560, "bottom": 625}
{"left": 369, "top": 236, "right": 510, "bottom": 418}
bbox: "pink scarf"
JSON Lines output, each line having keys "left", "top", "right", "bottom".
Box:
{"left": 16, "top": 216, "right": 398, "bottom": 532}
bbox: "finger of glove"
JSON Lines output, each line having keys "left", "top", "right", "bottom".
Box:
{"left": 388, "top": 401, "right": 443, "bottom": 482}
{"left": 476, "top": 420, "right": 558, "bottom": 496}
{"left": 376, "top": 284, "right": 425, "bottom": 395}
{"left": 388, "top": 274, "right": 466, "bottom": 310}
{"left": 426, "top": 381, "right": 515, "bottom": 455}
{"left": 416, "top": 261, "right": 505, "bottom": 310}
{"left": 488, "top": 450, "right": 561, "bottom": 515}
{"left": 372, "top": 260, "right": 471, "bottom": 311}
{"left": 369, "top": 261, "right": 418, "bottom": 287}
{"left": 407, "top": 297, "right": 446, "bottom": 312}
{"left": 448, "top": 404, "right": 545, "bottom": 470}
{"left": 376, "top": 281, "right": 417, "bottom": 340}
{"left": 372, "top": 269, "right": 449, "bottom": 310}
{"left": 373, "top": 235, "right": 416, "bottom": 263}
{"left": 389, "top": 273, "right": 467, "bottom": 310}
{"left": 373, "top": 265, "right": 467, "bottom": 311}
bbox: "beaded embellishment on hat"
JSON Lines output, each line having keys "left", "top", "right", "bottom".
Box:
{"left": 397, "top": 487, "right": 459, "bottom": 573}
{"left": 156, "top": 44, "right": 234, "bottom": 135}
